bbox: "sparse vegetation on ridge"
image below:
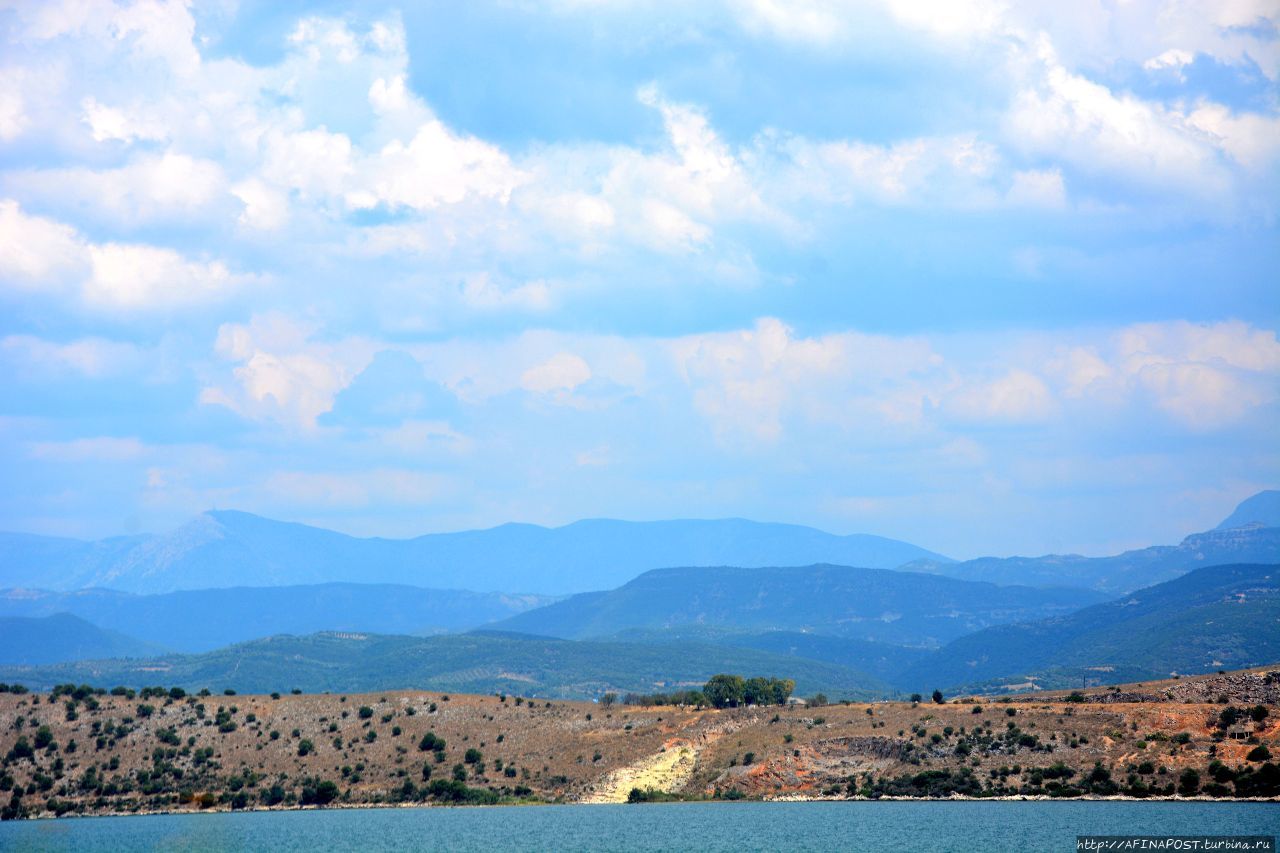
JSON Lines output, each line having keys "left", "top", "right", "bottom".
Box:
{"left": 0, "top": 667, "right": 1276, "bottom": 820}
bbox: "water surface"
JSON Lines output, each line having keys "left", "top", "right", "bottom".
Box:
{"left": 1, "top": 801, "right": 1276, "bottom": 852}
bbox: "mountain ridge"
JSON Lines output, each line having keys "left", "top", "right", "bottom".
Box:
{"left": 900, "top": 525, "right": 1280, "bottom": 593}
{"left": 1217, "top": 490, "right": 1280, "bottom": 530}
{"left": 490, "top": 563, "right": 1107, "bottom": 647}
{"left": 4, "top": 490, "right": 1276, "bottom": 596}
{"left": 0, "top": 629, "right": 887, "bottom": 700}
{"left": 0, "top": 511, "right": 949, "bottom": 595}
{"left": 900, "top": 562, "right": 1280, "bottom": 693}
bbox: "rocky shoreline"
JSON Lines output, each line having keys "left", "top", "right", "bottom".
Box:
{"left": 14, "top": 791, "right": 1280, "bottom": 822}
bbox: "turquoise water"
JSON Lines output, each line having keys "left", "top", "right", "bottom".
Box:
{"left": 0, "top": 802, "right": 1276, "bottom": 852}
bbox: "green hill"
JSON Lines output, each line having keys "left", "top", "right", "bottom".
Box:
{"left": 600, "top": 625, "right": 931, "bottom": 684}
{"left": 0, "top": 630, "right": 887, "bottom": 700}
{"left": 492, "top": 564, "right": 1105, "bottom": 647}
{"left": 901, "top": 563, "right": 1280, "bottom": 693}
{"left": 713, "top": 631, "right": 933, "bottom": 683}
{"left": 0, "top": 613, "right": 167, "bottom": 665}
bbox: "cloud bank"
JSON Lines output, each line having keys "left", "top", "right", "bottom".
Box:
{"left": 0, "top": 0, "right": 1275, "bottom": 556}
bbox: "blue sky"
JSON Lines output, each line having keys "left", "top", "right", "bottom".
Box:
{"left": 0, "top": 0, "right": 1277, "bottom": 558}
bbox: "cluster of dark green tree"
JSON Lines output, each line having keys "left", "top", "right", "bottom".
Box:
{"left": 702, "top": 675, "right": 796, "bottom": 709}
{"left": 625, "top": 787, "right": 684, "bottom": 803}
{"left": 1202, "top": 760, "right": 1280, "bottom": 798}
{"left": 621, "top": 674, "right": 794, "bottom": 709}
{"left": 1213, "top": 705, "right": 1269, "bottom": 732}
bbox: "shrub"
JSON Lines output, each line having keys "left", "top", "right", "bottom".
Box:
{"left": 1233, "top": 762, "right": 1280, "bottom": 797}
{"left": 300, "top": 779, "right": 338, "bottom": 806}
{"left": 425, "top": 779, "right": 497, "bottom": 804}
{"left": 627, "top": 787, "right": 680, "bottom": 803}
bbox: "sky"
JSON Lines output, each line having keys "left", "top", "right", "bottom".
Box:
{"left": 0, "top": 0, "right": 1277, "bottom": 559}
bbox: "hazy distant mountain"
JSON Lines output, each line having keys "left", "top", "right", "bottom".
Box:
{"left": 903, "top": 516, "right": 1279, "bottom": 593}
{"left": 900, "top": 491, "right": 1280, "bottom": 593}
{"left": 0, "top": 630, "right": 887, "bottom": 700}
{"left": 490, "top": 564, "right": 1107, "bottom": 647}
{"left": 0, "top": 511, "right": 949, "bottom": 595}
{"left": 0, "top": 613, "right": 166, "bottom": 666}
{"left": 0, "top": 584, "right": 554, "bottom": 652}
{"left": 1217, "top": 490, "right": 1280, "bottom": 530}
{"left": 901, "top": 563, "right": 1280, "bottom": 693}
{"left": 0, "top": 532, "right": 150, "bottom": 591}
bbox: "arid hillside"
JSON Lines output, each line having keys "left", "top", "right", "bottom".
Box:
{"left": 1, "top": 667, "right": 1277, "bottom": 819}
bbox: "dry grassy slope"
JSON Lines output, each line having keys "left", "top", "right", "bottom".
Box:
{"left": 1, "top": 667, "right": 1277, "bottom": 819}
{"left": 696, "top": 672, "right": 1278, "bottom": 798}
